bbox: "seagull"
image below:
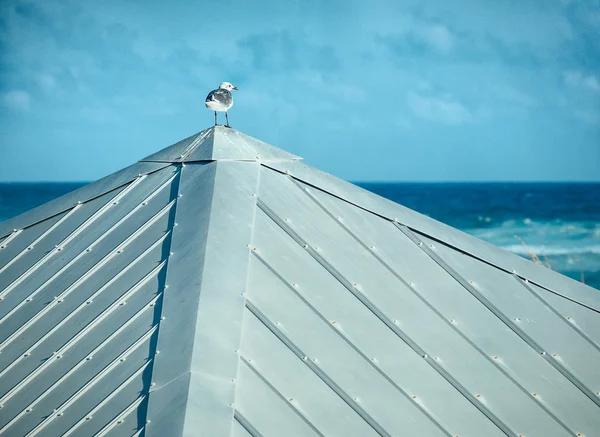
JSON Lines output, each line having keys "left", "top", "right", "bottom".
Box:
{"left": 205, "top": 82, "right": 239, "bottom": 127}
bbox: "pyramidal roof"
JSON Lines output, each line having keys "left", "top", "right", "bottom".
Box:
{"left": 0, "top": 126, "right": 599, "bottom": 437}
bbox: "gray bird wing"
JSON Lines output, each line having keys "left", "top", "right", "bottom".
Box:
{"left": 205, "top": 89, "right": 232, "bottom": 105}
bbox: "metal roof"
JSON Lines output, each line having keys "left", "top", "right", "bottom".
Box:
{"left": 0, "top": 126, "right": 599, "bottom": 437}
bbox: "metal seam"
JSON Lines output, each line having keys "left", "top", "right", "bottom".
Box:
{"left": 0, "top": 164, "right": 172, "bottom": 240}
{"left": 251, "top": 252, "right": 452, "bottom": 437}
{"left": 260, "top": 164, "right": 597, "bottom": 313}
{"left": 0, "top": 276, "right": 163, "bottom": 406}
{"left": 257, "top": 198, "right": 515, "bottom": 437}
{"left": 239, "top": 355, "right": 326, "bottom": 437}
{"left": 62, "top": 365, "right": 150, "bottom": 437}
{"left": 23, "top": 328, "right": 157, "bottom": 437}
{"left": 245, "top": 300, "right": 393, "bottom": 437}
{"left": 0, "top": 175, "right": 148, "bottom": 298}
{"left": 234, "top": 410, "right": 264, "bottom": 437}
{"left": 0, "top": 234, "right": 169, "bottom": 353}
{"left": 397, "top": 223, "right": 600, "bottom": 410}
{"left": 0, "top": 198, "right": 175, "bottom": 327}
{"left": 288, "top": 179, "right": 577, "bottom": 436}
{"left": 514, "top": 275, "right": 600, "bottom": 353}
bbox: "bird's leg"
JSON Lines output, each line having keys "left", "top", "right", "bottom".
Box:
{"left": 214, "top": 111, "right": 217, "bottom": 126}
{"left": 225, "top": 112, "right": 230, "bottom": 128}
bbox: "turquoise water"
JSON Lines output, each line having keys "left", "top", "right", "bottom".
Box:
{"left": 1, "top": 182, "right": 599, "bottom": 290}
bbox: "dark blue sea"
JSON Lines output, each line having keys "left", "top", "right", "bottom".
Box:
{"left": 1, "top": 182, "right": 599, "bottom": 290}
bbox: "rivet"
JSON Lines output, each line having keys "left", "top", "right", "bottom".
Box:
{"left": 178, "top": 193, "right": 183, "bottom": 197}
{"left": 27, "top": 246, "right": 32, "bottom": 250}
{"left": 370, "top": 246, "right": 375, "bottom": 250}
{"left": 409, "top": 282, "right": 415, "bottom": 287}
{"left": 0, "top": 404, "right": 3, "bottom": 408}
{"left": 24, "top": 352, "right": 30, "bottom": 357}
{"left": 303, "top": 244, "right": 308, "bottom": 248}
{"left": 514, "top": 318, "right": 521, "bottom": 322}
{"left": 289, "top": 398, "right": 294, "bottom": 402}
{"left": 336, "top": 216, "right": 341, "bottom": 221}
{"left": 252, "top": 247, "right": 257, "bottom": 251}
{"left": 541, "top": 351, "right": 546, "bottom": 355}
{"left": 475, "top": 394, "right": 481, "bottom": 399}
{"left": 275, "top": 321, "right": 281, "bottom": 326}
{"left": 371, "top": 357, "right": 377, "bottom": 362}
{"left": 165, "top": 285, "right": 169, "bottom": 289}
{"left": 86, "top": 248, "right": 91, "bottom": 252}
{"left": 422, "top": 354, "right": 428, "bottom": 359}
{"left": 77, "top": 201, "right": 82, "bottom": 204}
{"left": 469, "top": 280, "right": 474, "bottom": 284}
{"left": 113, "top": 202, "right": 118, "bottom": 205}
{"left": 231, "top": 379, "right": 236, "bottom": 383}
{"left": 429, "top": 244, "right": 434, "bottom": 249}
{"left": 86, "top": 356, "right": 92, "bottom": 360}
{"left": 120, "top": 358, "right": 126, "bottom": 362}
{"left": 26, "top": 408, "right": 32, "bottom": 412}
{"left": 302, "top": 356, "right": 308, "bottom": 361}
{"left": 56, "top": 355, "right": 62, "bottom": 359}
{"left": 86, "top": 416, "right": 92, "bottom": 420}
{"left": 393, "top": 217, "right": 398, "bottom": 222}
{"left": 493, "top": 356, "right": 499, "bottom": 360}
{"left": 577, "top": 434, "right": 583, "bottom": 437}
{"left": 156, "top": 350, "right": 160, "bottom": 354}
{"left": 411, "top": 395, "right": 417, "bottom": 399}
{"left": 174, "top": 223, "right": 178, "bottom": 226}
{"left": 312, "top": 358, "right": 317, "bottom": 362}
{"left": 418, "top": 242, "right": 423, "bottom": 246}
{"left": 353, "top": 283, "right": 358, "bottom": 287}
{"left": 251, "top": 193, "right": 256, "bottom": 197}
{"left": 119, "top": 301, "right": 125, "bottom": 306}
{"left": 293, "top": 283, "right": 298, "bottom": 288}
{"left": 142, "top": 202, "right": 147, "bottom": 206}
{"left": 117, "top": 249, "right": 123, "bottom": 254}
{"left": 532, "top": 393, "right": 538, "bottom": 397}
{"left": 169, "top": 252, "right": 174, "bottom": 256}
{"left": 566, "top": 317, "right": 572, "bottom": 321}
{"left": 146, "top": 419, "right": 151, "bottom": 424}
{"left": 393, "top": 320, "right": 398, "bottom": 324}
{"left": 57, "top": 412, "right": 63, "bottom": 416}
{"left": 117, "top": 419, "right": 123, "bottom": 424}
{"left": 512, "top": 269, "right": 517, "bottom": 273}
{"left": 149, "top": 303, "right": 154, "bottom": 307}
{"left": 449, "top": 319, "right": 456, "bottom": 324}
{"left": 86, "top": 300, "right": 92, "bottom": 304}
{"left": 331, "top": 321, "right": 337, "bottom": 325}
{"left": 151, "top": 382, "right": 156, "bottom": 386}
{"left": 161, "top": 316, "right": 166, "bottom": 320}
{"left": 57, "top": 247, "right": 62, "bottom": 252}
{"left": 353, "top": 397, "right": 359, "bottom": 402}
{"left": 552, "top": 353, "right": 559, "bottom": 358}
{"left": 26, "top": 298, "right": 31, "bottom": 302}
{"left": 234, "top": 349, "right": 239, "bottom": 354}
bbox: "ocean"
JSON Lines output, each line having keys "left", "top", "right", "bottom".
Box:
{"left": 1, "top": 182, "right": 599, "bottom": 290}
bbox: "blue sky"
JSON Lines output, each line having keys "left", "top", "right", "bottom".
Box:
{"left": 0, "top": 0, "right": 599, "bottom": 182}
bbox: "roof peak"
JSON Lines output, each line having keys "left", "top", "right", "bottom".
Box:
{"left": 140, "top": 126, "right": 301, "bottom": 163}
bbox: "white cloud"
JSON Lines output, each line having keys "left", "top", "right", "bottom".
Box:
{"left": 3, "top": 90, "right": 31, "bottom": 111}
{"left": 406, "top": 92, "right": 471, "bottom": 124}
{"left": 418, "top": 24, "right": 454, "bottom": 54}
{"left": 564, "top": 70, "right": 600, "bottom": 92}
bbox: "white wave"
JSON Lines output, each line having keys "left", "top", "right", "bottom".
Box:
{"left": 501, "top": 244, "right": 600, "bottom": 256}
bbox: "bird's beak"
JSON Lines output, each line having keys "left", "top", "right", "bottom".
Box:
{"left": 232, "top": 86, "right": 239, "bottom": 90}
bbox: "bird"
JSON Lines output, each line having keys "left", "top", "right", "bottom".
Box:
{"left": 205, "top": 82, "right": 239, "bottom": 127}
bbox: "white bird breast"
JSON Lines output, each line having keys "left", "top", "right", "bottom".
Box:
{"left": 205, "top": 100, "right": 232, "bottom": 112}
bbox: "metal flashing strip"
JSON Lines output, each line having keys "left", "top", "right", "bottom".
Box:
{"left": 234, "top": 410, "right": 264, "bottom": 437}
{"left": 251, "top": 252, "right": 452, "bottom": 437}
{"left": 257, "top": 198, "right": 516, "bottom": 437}
{"left": 0, "top": 230, "right": 23, "bottom": 250}
{"left": 261, "top": 164, "right": 598, "bottom": 312}
{"left": 239, "top": 355, "right": 326, "bottom": 437}
{"left": 245, "top": 301, "right": 393, "bottom": 437}
{"left": 289, "top": 177, "right": 578, "bottom": 436}
{"left": 397, "top": 224, "right": 600, "bottom": 410}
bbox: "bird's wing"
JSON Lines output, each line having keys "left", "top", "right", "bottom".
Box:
{"left": 205, "top": 90, "right": 218, "bottom": 102}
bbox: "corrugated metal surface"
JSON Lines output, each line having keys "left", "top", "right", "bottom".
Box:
{"left": 1, "top": 126, "right": 598, "bottom": 437}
